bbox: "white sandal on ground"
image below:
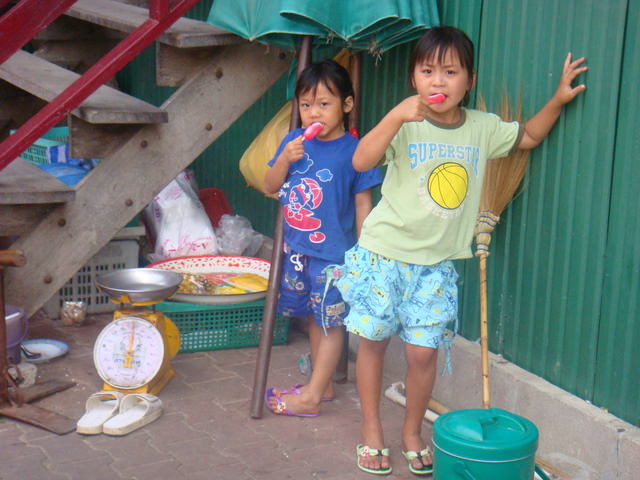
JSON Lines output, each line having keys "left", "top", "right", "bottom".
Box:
{"left": 76, "top": 390, "right": 124, "bottom": 435}
{"left": 102, "top": 393, "right": 162, "bottom": 436}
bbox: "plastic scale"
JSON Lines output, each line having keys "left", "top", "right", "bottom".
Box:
{"left": 94, "top": 268, "right": 182, "bottom": 396}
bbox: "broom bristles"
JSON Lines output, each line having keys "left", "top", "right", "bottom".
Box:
{"left": 478, "top": 94, "right": 530, "bottom": 216}
{"left": 474, "top": 94, "right": 530, "bottom": 257}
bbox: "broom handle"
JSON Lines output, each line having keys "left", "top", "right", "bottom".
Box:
{"left": 479, "top": 253, "right": 490, "bottom": 408}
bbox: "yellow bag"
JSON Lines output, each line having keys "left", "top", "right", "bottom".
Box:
{"left": 239, "top": 101, "right": 292, "bottom": 198}
{"left": 239, "top": 50, "right": 351, "bottom": 197}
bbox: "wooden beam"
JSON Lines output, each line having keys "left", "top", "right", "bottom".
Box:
{"left": 0, "top": 204, "right": 56, "bottom": 236}
{"left": 0, "top": 50, "right": 167, "bottom": 124}
{"left": 66, "top": 0, "right": 242, "bottom": 48}
{"left": 155, "top": 43, "right": 218, "bottom": 87}
{"left": 5, "top": 43, "right": 291, "bottom": 317}
{"left": 69, "top": 116, "right": 141, "bottom": 159}
{"left": 0, "top": 158, "right": 74, "bottom": 204}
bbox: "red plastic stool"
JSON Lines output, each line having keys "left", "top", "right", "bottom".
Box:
{"left": 198, "top": 187, "right": 232, "bottom": 227}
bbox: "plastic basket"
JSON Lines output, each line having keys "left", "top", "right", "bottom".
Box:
{"left": 11, "top": 126, "right": 69, "bottom": 166}
{"left": 157, "top": 299, "right": 290, "bottom": 352}
{"left": 44, "top": 240, "right": 140, "bottom": 317}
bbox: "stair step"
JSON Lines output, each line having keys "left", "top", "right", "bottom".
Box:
{"left": 0, "top": 158, "right": 76, "bottom": 236}
{"left": 66, "top": 0, "right": 241, "bottom": 48}
{"left": 5, "top": 43, "right": 292, "bottom": 317}
{"left": 0, "top": 50, "right": 168, "bottom": 124}
{"left": 0, "top": 158, "right": 74, "bottom": 204}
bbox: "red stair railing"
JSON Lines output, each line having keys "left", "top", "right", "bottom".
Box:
{"left": 0, "top": 0, "right": 202, "bottom": 172}
{"left": 0, "top": 0, "right": 79, "bottom": 66}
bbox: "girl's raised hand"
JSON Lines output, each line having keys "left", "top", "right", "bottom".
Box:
{"left": 392, "top": 95, "right": 431, "bottom": 123}
{"left": 281, "top": 135, "right": 305, "bottom": 164}
{"left": 553, "top": 53, "right": 588, "bottom": 105}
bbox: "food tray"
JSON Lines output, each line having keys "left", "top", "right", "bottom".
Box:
{"left": 148, "top": 255, "right": 270, "bottom": 305}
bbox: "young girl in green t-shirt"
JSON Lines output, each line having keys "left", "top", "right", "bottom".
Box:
{"left": 336, "top": 26, "right": 587, "bottom": 475}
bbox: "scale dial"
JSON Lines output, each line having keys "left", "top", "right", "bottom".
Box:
{"left": 94, "top": 315, "right": 165, "bottom": 390}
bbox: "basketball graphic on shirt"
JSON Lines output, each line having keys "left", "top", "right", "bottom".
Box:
{"left": 428, "top": 163, "right": 468, "bottom": 209}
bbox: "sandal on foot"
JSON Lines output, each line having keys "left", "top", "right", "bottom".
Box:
{"left": 356, "top": 444, "right": 392, "bottom": 475}
{"left": 265, "top": 387, "right": 319, "bottom": 417}
{"left": 280, "top": 384, "right": 333, "bottom": 402}
{"left": 402, "top": 447, "right": 434, "bottom": 475}
{"left": 76, "top": 390, "right": 124, "bottom": 435}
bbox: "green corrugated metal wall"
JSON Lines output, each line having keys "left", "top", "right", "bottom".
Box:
{"left": 593, "top": 0, "right": 640, "bottom": 424}
{"left": 444, "top": 0, "right": 638, "bottom": 425}
{"left": 117, "top": 0, "right": 639, "bottom": 425}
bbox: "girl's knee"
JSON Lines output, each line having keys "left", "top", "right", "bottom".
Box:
{"left": 359, "top": 336, "right": 391, "bottom": 354}
{"left": 404, "top": 343, "right": 438, "bottom": 369}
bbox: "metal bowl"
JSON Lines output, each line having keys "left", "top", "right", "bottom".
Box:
{"left": 96, "top": 268, "right": 183, "bottom": 305}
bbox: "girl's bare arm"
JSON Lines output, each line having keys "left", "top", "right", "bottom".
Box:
{"left": 354, "top": 189, "right": 374, "bottom": 238}
{"left": 519, "top": 53, "right": 587, "bottom": 150}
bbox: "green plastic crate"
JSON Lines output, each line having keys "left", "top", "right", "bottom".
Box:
{"left": 10, "top": 126, "right": 69, "bottom": 165}
{"left": 157, "top": 299, "right": 290, "bottom": 352}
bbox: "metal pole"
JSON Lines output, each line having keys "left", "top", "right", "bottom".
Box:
{"left": 334, "top": 51, "right": 363, "bottom": 384}
{"left": 250, "top": 35, "right": 312, "bottom": 418}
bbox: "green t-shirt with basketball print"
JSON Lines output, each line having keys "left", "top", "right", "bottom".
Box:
{"left": 359, "top": 108, "right": 522, "bottom": 266}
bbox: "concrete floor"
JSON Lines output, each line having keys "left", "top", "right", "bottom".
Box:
{"left": 1, "top": 311, "right": 432, "bottom": 480}
{"left": 6, "top": 308, "right": 634, "bottom": 479}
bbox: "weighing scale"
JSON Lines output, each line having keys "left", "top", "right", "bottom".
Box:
{"left": 95, "top": 268, "right": 183, "bottom": 395}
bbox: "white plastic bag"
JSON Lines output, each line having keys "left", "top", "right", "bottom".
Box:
{"left": 145, "top": 171, "right": 219, "bottom": 262}
{"left": 215, "top": 214, "right": 263, "bottom": 257}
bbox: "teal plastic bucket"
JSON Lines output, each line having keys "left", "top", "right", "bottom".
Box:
{"left": 433, "top": 408, "right": 538, "bottom": 480}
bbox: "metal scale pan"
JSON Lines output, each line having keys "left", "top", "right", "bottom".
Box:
{"left": 96, "top": 268, "right": 183, "bottom": 305}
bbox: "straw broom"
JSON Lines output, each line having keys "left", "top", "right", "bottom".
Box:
{"left": 474, "top": 94, "right": 530, "bottom": 408}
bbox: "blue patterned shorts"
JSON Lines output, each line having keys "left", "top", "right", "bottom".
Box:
{"left": 277, "top": 243, "right": 346, "bottom": 329}
{"left": 334, "top": 245, "right": 458, "bottom": 352}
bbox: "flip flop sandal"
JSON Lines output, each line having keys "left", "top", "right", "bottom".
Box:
{"left": 402, "top": 447, "right": 434, "bottom": 475}
{"left": 102, "top": 393, "right": 163, "bottom": 436}
{"left": 356, "top": 444, "right": 392, "bottom": 475}
{"left": 76, "top": 390, "right": 124, "bottom": 435}
{"left": 279, "top": 384, "right": 333, "bottom": 402}
{"left": 264, "top": 387, "right": 319, "bottom": 417}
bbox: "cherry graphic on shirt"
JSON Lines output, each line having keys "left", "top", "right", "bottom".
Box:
{"left": 308, "top": 231, "right": 326, "bottom": 243}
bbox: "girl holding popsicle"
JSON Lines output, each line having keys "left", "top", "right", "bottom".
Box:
{"left": 264, "top": 59, "right": 382, "bottom": 417}
{"left": 335, "top": 26, "right": 587, "bottom": 475}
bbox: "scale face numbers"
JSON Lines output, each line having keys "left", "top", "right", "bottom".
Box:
{"left": 94, "top": 315, "right": 165, "bottom": 389}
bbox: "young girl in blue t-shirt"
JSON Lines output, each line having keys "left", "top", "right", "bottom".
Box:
{"left": 264, "top": 60, "right": 382, "bottom": 417}
{"left": 336, "top": 26, "right": 587, "bottom": 475}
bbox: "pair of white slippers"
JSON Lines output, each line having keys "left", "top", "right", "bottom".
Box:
{"left": 76, "top": 391, "right": 162, "bottom": 436}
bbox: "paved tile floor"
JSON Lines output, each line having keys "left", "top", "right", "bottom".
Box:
{"left": 1, "top": 312, "right": 432, "bottom": 480}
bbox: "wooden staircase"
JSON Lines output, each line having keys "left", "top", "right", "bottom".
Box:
{"left": 0, "top": 0, "right": 291, "bottom": 318}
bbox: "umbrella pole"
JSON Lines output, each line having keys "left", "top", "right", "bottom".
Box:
{"left": 347, "top": 51, "right": 361, "bottom": 138}
{"left": 250, "top": 35, "right": 313, "bottom": 418}
{"left": 479, "top": 253, "right": 490, "bottom": 408}
{"left": 333, "top": 51, "right": 362, "bottom": 384}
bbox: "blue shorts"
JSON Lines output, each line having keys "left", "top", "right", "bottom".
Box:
{"left": 277, "top": 243, "right": 347, "bottom": 329}
{"left": 334, "top": 245, "right": 458, "bottom": 352}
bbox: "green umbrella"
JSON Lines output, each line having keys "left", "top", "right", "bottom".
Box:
{"left": 207, "top": 0, "right": 439, "bottom": 54}
{"left": 280, "top": 0, "right": 439, "bottom": 54}
{"left": 207, "top": 0, "right": 324, "bottom": 49}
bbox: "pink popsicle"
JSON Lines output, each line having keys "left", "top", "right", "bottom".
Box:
{"left": 303, "top": 122, "right": 323, "bottom": 140}
{"left": 427, "top": 93, "right": 446, "bottom": 104}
